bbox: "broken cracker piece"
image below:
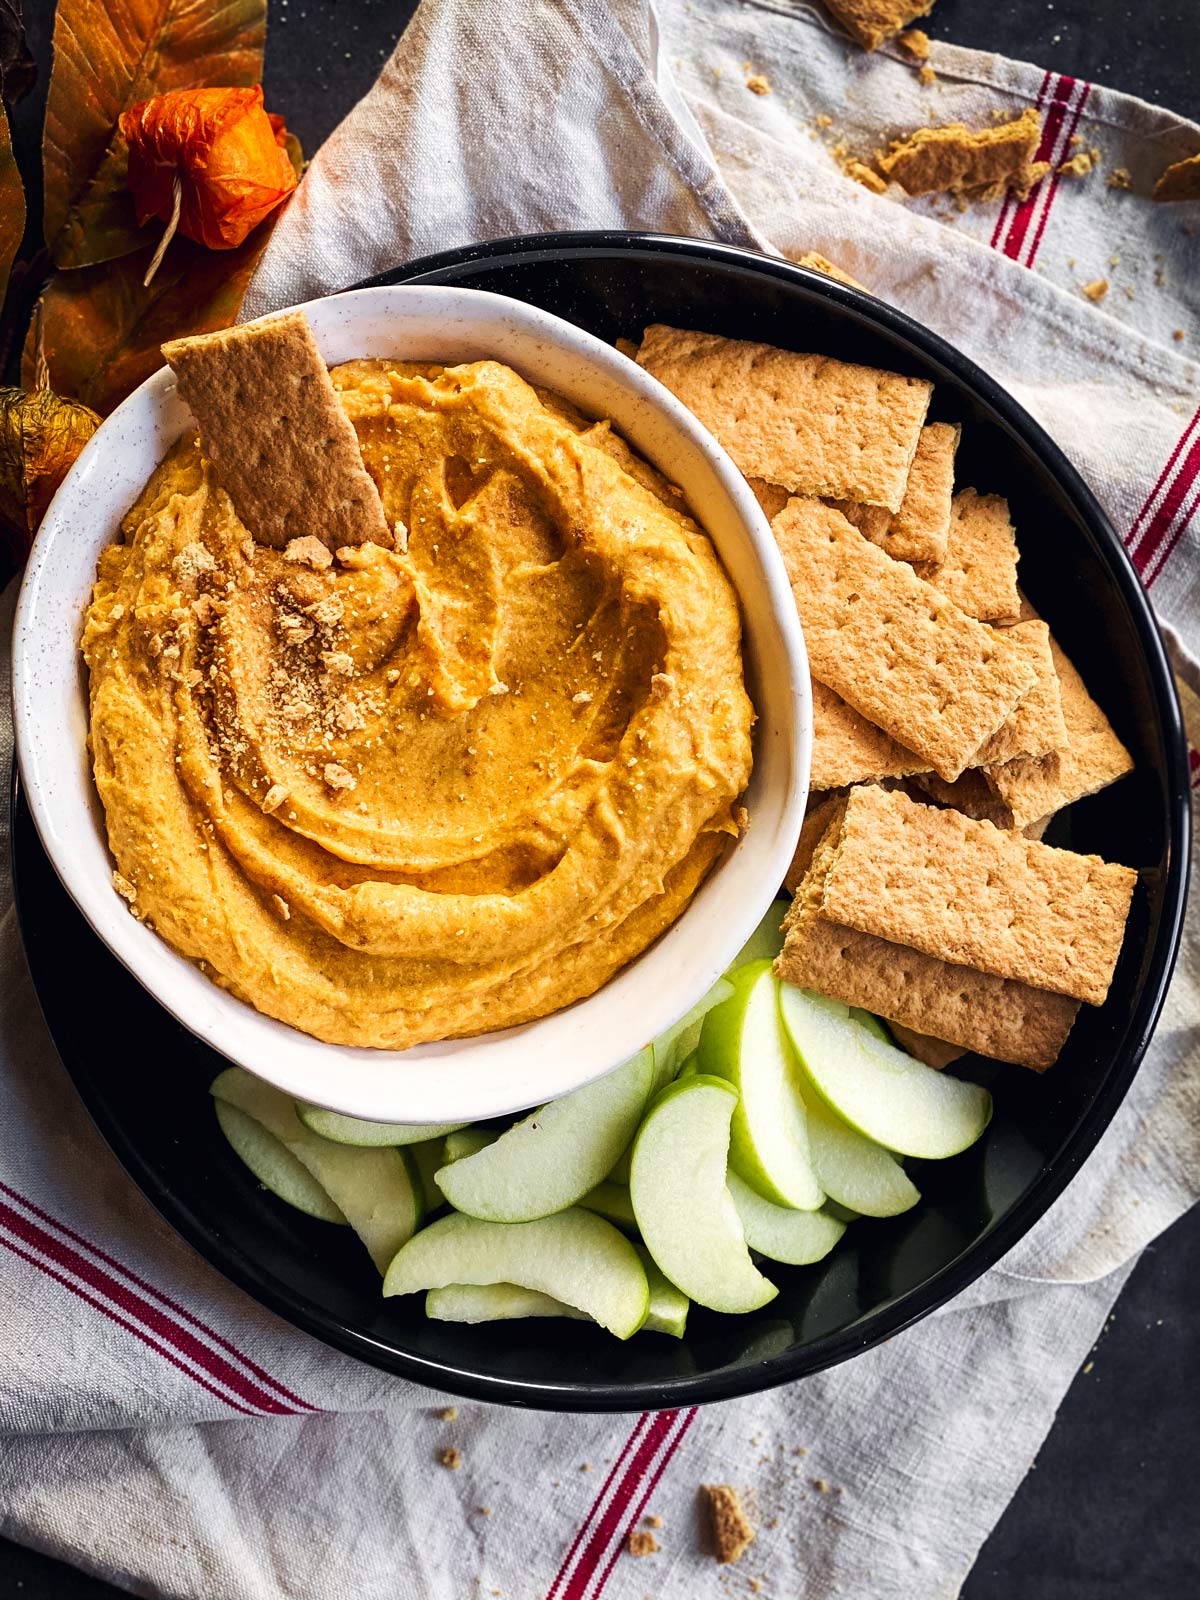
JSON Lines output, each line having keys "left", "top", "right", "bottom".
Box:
{"left": 703, "top": 1484, "right": 755, "bottom": 1565}
{"left": 284, "top": 535, "right": 334, "bottom": 570}
{"left": 777, "top": 809, "right": 1080, "bottom": 1069}
{"left": 820, "top": 784, "right": 1137, "bottom": 1005}
{"left": 822, "top": 0, "right": 934, "bottom": 52}
{"left": 786, "top": 788, "right": 849, "bottom": 892}
{"left": 1081, "top": 279, "right": 1109, "bottom": 303}
{"left": 162, "top": 311, "right": 392, "bottom": 553}
{"left": 627, "top": 1530, "right": 660, "bottom": 1556}
{"left": 791, "top": 250, "right": 866, "bottom": 289}
{"left": 974, "top": 619, "right": 1065, "bottom": 766}
{"left": 1057, "top": 150, "right": 1095, "bottom": 179}
{"left": 637, "top": 324, "right": 931, "bottom": 511}
{"left": 771, "top": 498, "right": 1038, "bottom": 781}
{"left": 877, "top": 108, "right": 1041, "bottom": 198}
{"left": 912, "top": 487, "right": 1021, "bottom": 624}
{"left": 1107, "top": 167, "right": 1132, "bottom": 190}
{"left": 982, "top": 637, "right": 1134, "bottom": 827}
{"left": 888, "top": 1022, "right": 966, "bottom": 1068}
{"left": 1153, "top": 151, "right": 1200, "bottom": 202}
{"left": 830, "top": 420, "right": 959, "bottom": 564}
{"left": 845, "top": 159, "right": 889, "bottom": 194}
{"left": 896, "top": 27, "right": 930, "bottom": 59}
{"left": 912, "top": 767, "right": 1013, "bottom": 828}
{"left": 746, "top": 73, "right": 771, "bottom": 95}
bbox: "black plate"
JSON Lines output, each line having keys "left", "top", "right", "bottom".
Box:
{"left": 15, "top": 233, "right": 1190, "bottom": 1412}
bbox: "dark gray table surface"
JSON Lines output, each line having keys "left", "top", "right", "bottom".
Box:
{"left": 2, "top": 2, "right": 1197, "bottom": 1596}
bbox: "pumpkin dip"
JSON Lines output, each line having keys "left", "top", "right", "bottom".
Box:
{"left": 83, "top": 358, "right": 753, "bottom": 1048}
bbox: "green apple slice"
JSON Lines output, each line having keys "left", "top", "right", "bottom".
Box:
{"left": 651, "top": 976, "right": 736, "bottom": 1087}
{"left": 408, "top": 1138, "right": 449, "bottom": 1215}
{"left": 778, "top": 986, "right": 992, "bottom": 1160}
{"left": 697, "top": 964, "right": 824, "bottom": 1210}
{"left": 803, "top": 1092, "right": 920, "bottom": 1217}
{"left": 442, "top": 1127, "right": 498, "bottom": 1163}
{"left": 215, "top": 1100, "right": 348, "bottom": 1224}
{"left": 726, "top": 897, "right": 788, "bottom": 973}
{"left": 726, "top": 1171, "right": 845, "bottom": 1266}
{"left": 383, "top": 1208, "right": 649, "bottom": 1338}
{"left": 211, "top": 1069, "right": 420, "bottom": 1273}
{"left": 629, "top": 1075, "right": 777, "bottom": 1314}
{"left": 634, "top": 1245, "right": 689, "bottom": 1338}
{"left": 296, "top": 1106, "right": 467, "bottom": 1147}
{"left": 426, "top": 1282, "right": 587, "bottom": 1323}
{"left": 578, "top": 1180, "right": 637, "bottom": 1230}
{"left": 435, "top": 1047, "right": 653, "bottom": 1222}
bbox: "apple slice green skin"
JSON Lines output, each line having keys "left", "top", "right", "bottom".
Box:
{"left": 408, "top": 1138, "right": 450, "bottom": 1216}
{"left": 215, "top": 1101, "right": 348, "bottom": 1224}
{"left": 297, "top": 1106, "right": 467, "bottom": 1147}
{"left": 426, "top": 1282, "right": 587, "bottom": 1324}
{"left": 726, "top": 897, "right": 788, "bottom": 974}
{"left": 726, "top": 1170, "right": 845, "bottom": 1266}
{"left": 384, "top": 1208, "right": 649, "bottom": 1339}
{"left": 211, "top": 1069, "right": 420, "bottom": 1273}
{"left": 697, "top": 963, "right": 824, "bottom": 1211}
{"left": 778, "top": 986, "right": 993, "bottom": 1160}
{"left": 630, "top": 1075, "right": 777, "bottom": 1315}
{"left": 436, "top": 1047, "right": 653, "bottom": 1223}
{"left": 650, "top": 975, "right": 735, "bottom": 1089}
{"left": 442, "top": 1127, "right": 498, "bottom": 1164}
{"left": 802, "top": 1091, "right": 920, "bottom": 1218}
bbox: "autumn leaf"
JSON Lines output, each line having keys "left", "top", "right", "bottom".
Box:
{"left": 0, "top": 384, "right": 100, "bottom": 574}
{"left": 0, "top": 0, "right": 35, "bottom": 108}
{"left": 42, "top": 0, "right": 267, "bottom": 271}
{"left": 0, "top": 96, "right": 24, "bottom": 308}
{"left": 27, "top": 208, "right": 288, "bottom": 416}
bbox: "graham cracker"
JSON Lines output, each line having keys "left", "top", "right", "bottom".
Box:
{"left": 888, "top": 1022, "right": 966, "bottom": 1070}
{"left": 983, "top": 638, "right": 1135, "bottom": 827}
{"left": 912, "top": 768, "right": 1013, "bottom": 828}
{"left": 877, "top": 109, "right": 1042, "bottom": 198}
{"left": 822, "top": 0, "right": 934, "bottom": 51}
{"left": 820, "top": 784, "right": 1137, "bottom": 1005}
{"left": 912, "top": 488, "right": 1021, "bottom": 623}
{"left": 636, "top": 324, "right": 932, "bottom": 511}
{"left": 829, "top": 421, "right": 959, "bottom": 564}
{"left": 811, "top": 679, "right": 930, "bottom": 789}
{"left": 972, "top": 620, "right": 1066, "bottom": 765}
{"left": 777, "top": 810, "right": 1080, "bottom": 1069}
{"left": 785, "top": 788, "right": 847, "bottom": 892}
{"left": 1153, "top": 151, "right": 1200, "bottom": 203}
{"left": 162, "top": 312, "right": 391, "bottom": 552}
{"left": 771, "top": 497, "right": 1038, "bottom": 781}
{"left": 745, "top": 476, "right": 791, "bottom": 521}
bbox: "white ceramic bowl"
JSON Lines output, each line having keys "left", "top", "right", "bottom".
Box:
{"left": 13, "top": 286, "right": 811, "bottom": 1124}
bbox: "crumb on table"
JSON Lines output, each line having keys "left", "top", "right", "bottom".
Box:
{"left": 439, "top": 1447, "right": 463, "bottom": 1470}
{"left": 627, "top": 1530, "right": 660, "bottom": 1556}
{"left": 702, "top": 1484, "right": 755, "bottom": 1565}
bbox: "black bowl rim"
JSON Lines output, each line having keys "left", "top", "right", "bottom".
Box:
{"left": 18, "top": 229, "right": 1191, "bottom": 1413}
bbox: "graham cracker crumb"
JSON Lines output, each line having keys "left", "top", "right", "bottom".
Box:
{"left": 477, "top": 1506, "right": 493, "bottom": 1516}
{"left": 439, "top": 1447, "right": 463, "bottom": 1470}
{"left": 323, "top": 762, "right": 357, "bottom": 791}
{"left": 746, "top": 73, "right": 771, "bottom": 95}
{"left": 1057, "top": 150, "right": 1095, "bottom": 179}
{"left": 1107, "top": 167, "right": 1132, "bottom": 190}
{"left": 627, "top": 1531, "right": 660, "bottom": 1557}
{"left": 1081, "top": 278, "right": 1109, "bottom": 303}
{"left": 918, "top": 64, "right": 936, "bottom": 86}
{"left": 272, "top": 894, "right": 290, "bottom": 921}
{"left": 438, "top": 1406, "right": 459, "bottom": 1421}
{"left": 703, "top": 1484, "right": 755, "bottom": 1565}
{"left": 897, "top": 27, "right": 930, "bottom": 59}
{"left": 813, "top": 1478, "right": 832, "bottom": 1493}
{"left": 877, "top": 107, "right": 1041, "bottom": 198}
{"left": 1173, "top": 329, "right": 1186, "bottom": 342}
{"left": 645, "top": 1514, "right": 664, "bottom": 1529}
{"left": 261, "top": 783, "right": 289, "bottom": 814}
{"left": 284, "top": 536, "right": 334, "bottom": 571}
{"left": 112, "top": 871, "right": 137, "bottom": 903}
{"left": 845, "top": 158, "right": 888, "bottom": 194}
{"left": 816, "top": 112, "right": 833, "bottom": 128}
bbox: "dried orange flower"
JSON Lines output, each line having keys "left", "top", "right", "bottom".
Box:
{"left": 0, "top": 385, "right": 100, "bottom": 570}
{"left": 120, "top": 86, "right": 298, "bottom": 259}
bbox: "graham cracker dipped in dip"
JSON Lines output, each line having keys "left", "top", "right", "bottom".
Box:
{"left": 82, "top": 314, "right": 753, "bottom": 1049}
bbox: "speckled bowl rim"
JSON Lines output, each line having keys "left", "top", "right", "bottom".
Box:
{"left": 12, "top": 284, "right": 811, "bottom": 1124}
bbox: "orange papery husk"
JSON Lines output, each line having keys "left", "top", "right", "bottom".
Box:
{"left": 120, "top": 86, "right": 297, "bottom": 252}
